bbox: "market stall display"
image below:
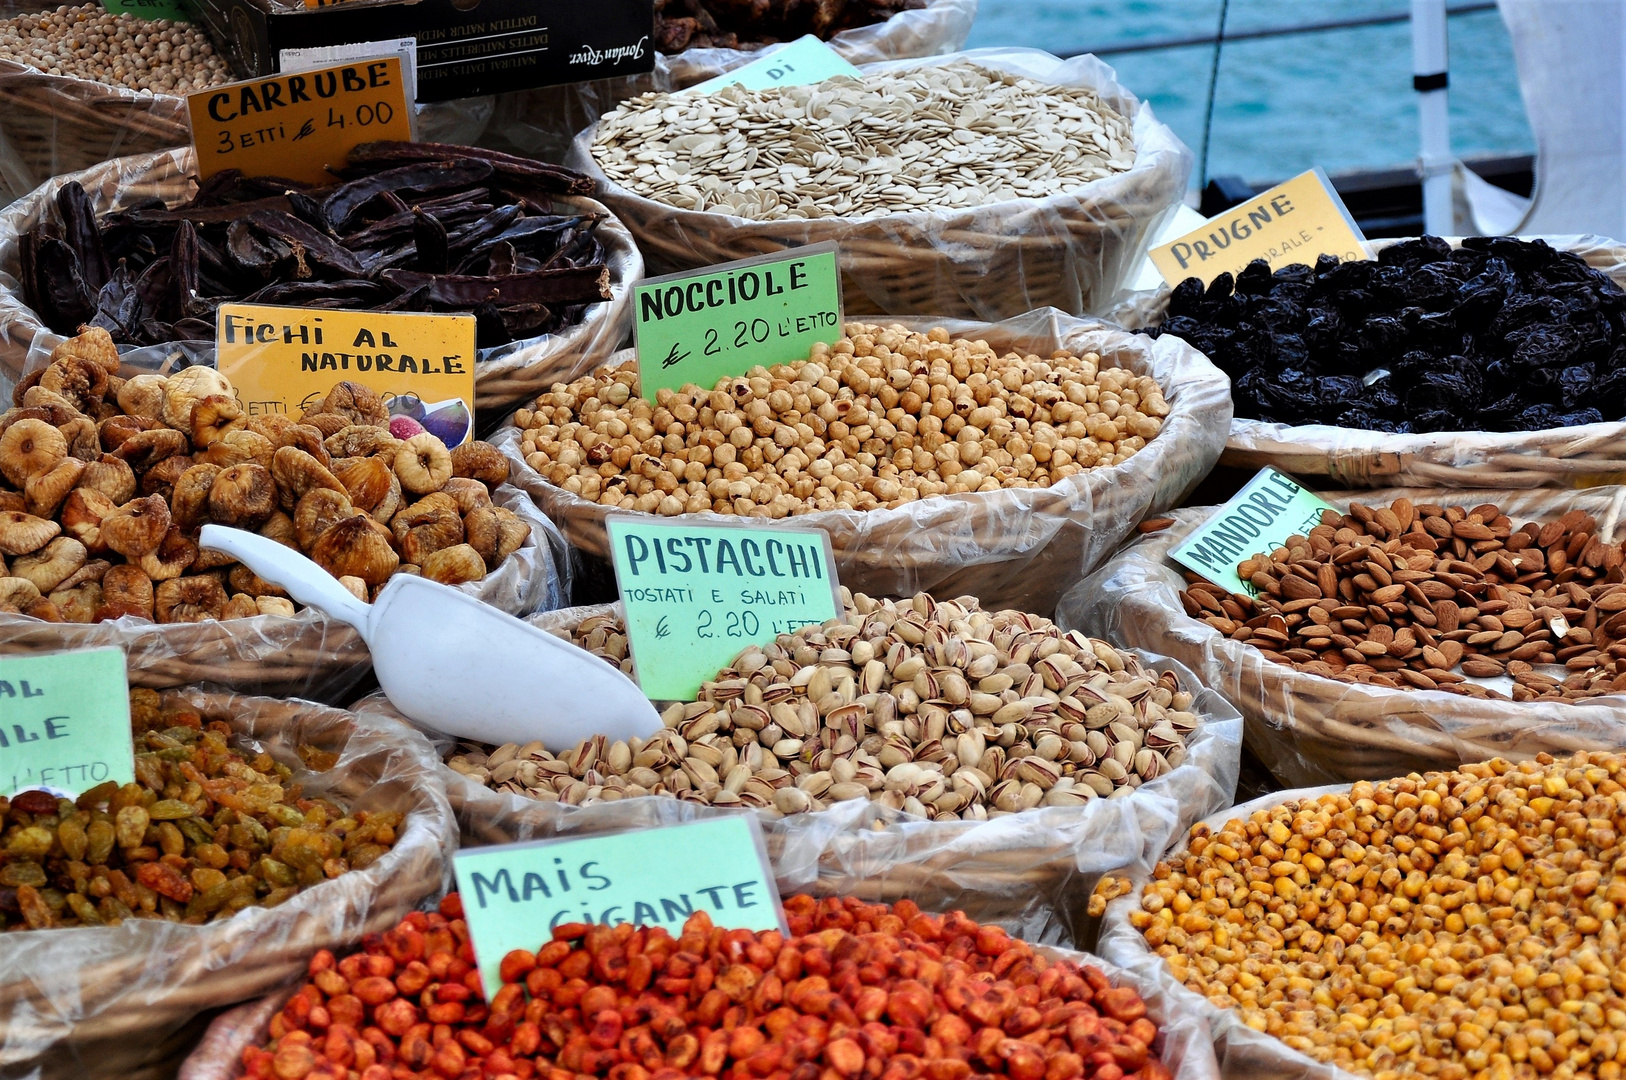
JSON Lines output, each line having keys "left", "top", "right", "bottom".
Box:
{"left": 1120, "top": 236, "right": 1626, "bottom": 488}
{"left": 568, "top": 49, "right": 1191, "bottom": 320}
{"left": 1065, "top": 485, "right": 1626, "bottom": 786}
{"left": 501, "top": 312, "right": 1230, "bottom": 615}
{"left": 0, "top": 686, "right": 453, "bottom": 1080}
{"left": 1100, "top": 758, "right": 1626, "bottom": 1080}
{"left": 0, "top": 144, "right": 642, "bottom": 411}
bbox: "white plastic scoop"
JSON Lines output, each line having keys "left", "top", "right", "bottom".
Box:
{"left": 199, "top": 524, "right": 664, "bottom": 747}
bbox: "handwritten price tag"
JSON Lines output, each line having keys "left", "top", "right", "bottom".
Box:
{"left": 0, "top": 648, "right": 134, "bottom": 799}
{"left": 632, "top": 243, "right": 843, "bottom": 401}
{"left": 607, "top": 517, "right": 843, "bottom": 701}
{"left": 688, "top": 35, "right": 860, "bottom": 93}
{"left": 1172, "top": 467, "right": 1340, "bottom": 596}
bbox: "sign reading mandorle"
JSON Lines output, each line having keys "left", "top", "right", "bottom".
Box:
{"left": 453, "top": 817, "right": 784, "bottom": 1001}
{"left": 1172, "top": 467, "right": 1340, "bottom": 597}
{"left": 0, "top": 648, "right": 135, "bottom": 800}
{"left": 185, "top": 56, "right": 412, "bottom": 185}
{"left": 607, "top": 517, "right": 843, "bottom": 701}
{"left": 632, "top": 243, "right": 843, "bottom": 401}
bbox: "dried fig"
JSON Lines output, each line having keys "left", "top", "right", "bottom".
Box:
{"left": 310, "top": 382, "right": 389, "bottom": 427}
{"left": 337, "top": 575, "right": 368, "bottom": 601}
{"left": 0, "top": 406, "right": 51, "bottom": 433}
{"left": 23, "top": 457, "right": 83, "bottom": 517}
{"left": 0, "top": 511, "right": 60, "bottom": 556}
{"left": 256, "top": 596, "right": 296, "bottom": 617}
{"left": 394, "top": 500, "right": 463, "bottom": 565}
{"left": 0, "top": 418, "right": 67, "bottom": 486}
{"left": 203, "top": 429, "right": 274, "bottom": 469}
{"left": 116, "top": 373, "right": 167, "bottom": 420}
{"left": 372, "top": 470, "right": 403, "bottom": 526}
{"left": 154, "top": 576, "right": 226, "bottom": 623}
{"left": 22, "top": 385, "right": 80, "bottom": 414}
{"left": 208, "top": 464, "right": 277, "bottom": 529}
{"left": 161, "top": 367, "right": 231, "bottom": 431}
{"left": 57, "top": 558, "right": 109, "bottom": 590}
{"left": 49, "top": 581, "right": 101, "bottom": 623}
{"left": 97, "top": 563, "right": 153, "bottom": 620}
{"left": 284, "top": 424, "right": 332, "bottom": 466}
{"left": 325, "top": 425, "right": 400, "bottom": 460}
{"left": 295, "top": 488, "right": 357, "bottom": 550}
{"left": 0, "top": 492, "right": 21, "bottom": 514}
{"left": 310, "top": 515, "right": 398, "bottom": 587}
{"left": 11, "top": 536, "right": 87, "bottom": 593}
{"left": 331, "top": 456, "right": 392, "bottom": 513}
{"left": 60, "top": 488, "right": 116, "bottom": 551}
{"left": 23, "top": 596, "right": 62, "bottom": 620}
{"left": 100, "top": 495, "right": 170, "bottom": 559}
{"left": 442, "top": 477, "right": 492, "bottom": 515}
{"left": 112, "top": 428, "right": 188, "bottom": 471}
{"left": 137, "top": 527, "right": 197, "bottom": 581}
{"left": 258, "top": 511, "right": 298, "bottom": 549}
{"left": 450, "top": 440, "right": 509, "bottom": 488}
{"left": 79, "top": 455, "right": 136, "bottom": 504}
{"left": 0, "top": 576, "right": 41, "bottom": 611}
{"left": 193, "top": 546, "right": 235, "bottom": 572}
{"left": 99, "top": 413, "right": 157, "bottom": 453}
{"left": 53, "top": 326, "right": 120, "bottom": 374}
{"left": 10, "top": 368, "right": 41, "bottom": 407}
{"left": 139, "top": 453, "right": 194, "bottom": 501}
{"left": 60, "top": 415, "right": 100, "bottom": 461}
{"left": 38, "top": 355, "right": 108, "bottom": 411}
{"left": 466, "top": 505, "right": 530, "bottom": 566}
{"left": 189, "top": 395, "right": 245, "bottom": 449}
{"left": 301, "top": 413, "right": 350, "bottom": 439}
{"left": 228, "top": 565, "right": 288, "bottom": 598}
{"left": 169, "top": 463, "right": 222, "bottom": 533}
{"left": 222, "top": 593, "right": 260, "bottom": 620}
{"left": 246, "top": 415, "right": 298, "bottom": 444}
{"left": 271, "top": 447, "right": 345, "bottom": 510}
{"left": 422, "top": 544, "right": 487, "bottom": 586}
{"left": 394, "top": 433, "right": 453, "bottom": 495}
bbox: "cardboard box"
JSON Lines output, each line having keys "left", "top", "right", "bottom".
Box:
{"left": 189, "top": 0, "right": 654, "bottom": 103}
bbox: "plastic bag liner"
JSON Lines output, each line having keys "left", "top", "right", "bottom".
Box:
{"left": 0, "top": 145, "right": 643, "bottom": 413}
{"left": 477, "top": 0, "right": 977, "bottom": 165}
{"left": 495, "top": 310, "right": 1232, "bottom": 618}
{"left": 1096, "top": 784, "right": 1378, "bottom": 1080}
{"left": 0, "top": 686, "right": 456, "bottom": 1080}
{"left": 1106, "top": 235, "right": 1626, "bottom": 489}
{"left": 1058, "top": 485, "right": 1626, "bottom": 789}
{"left": 563, "top": 47, "right": 1192, "bottom": 320}
{"left": 347, "top": 601, "right": 1242, "bottom": 949}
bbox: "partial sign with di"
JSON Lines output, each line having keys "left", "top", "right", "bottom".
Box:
{"left": 0, "top": 648, "right": 135, "bottom": 799}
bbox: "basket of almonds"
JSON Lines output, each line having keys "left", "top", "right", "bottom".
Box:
{"left": 0, "top": 328, "right": 565, "bottom": 700}
{"left": 0, "top": 685, "right": 454, "bottom": 1080}
{"left": 500, "top": 312, "right": 1230, "bottom": 616}
{"left": 566, "top": 48, "right": 1191, "bottom": 320}
{"left": 356, "top": 590, "right": 1242, "bottom": 945}
{"left": 1098, "top": 757, "right": 1626, "bottom": 1080}
{"left": 1064, "top": 485, "right": 1626, "bottom": 787}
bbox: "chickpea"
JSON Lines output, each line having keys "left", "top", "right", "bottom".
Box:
{"left": 0, "top": 2, "right": 228, "bottom": 92}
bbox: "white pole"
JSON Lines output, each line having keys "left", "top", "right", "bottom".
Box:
{"left": 1412, "top": 0, "right": 1453, "bottom": 235}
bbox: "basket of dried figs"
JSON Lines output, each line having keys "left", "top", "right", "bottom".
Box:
{"left": 1120, "top": 235, "right": 1626, "bottom": 489}
{"left": 499, "top": 312, "right": 1230, "bottom": 616}
{"left": 0, "top": 328, "right": 565, "bottom": 700}
{"left": 0, "top": 685, "right": 453, "bottom": 1080}
{"left": 1064, "top": 485, "right": 1626, "bottom": 787}
{"left": 355, "top": 589, "right": 1241, "bottom": 945}
{"left": 567, "top": 49, "right": 1190, "bottom": 320}
{"left": 0, "top": 141, "right": 641, "bottom": 412}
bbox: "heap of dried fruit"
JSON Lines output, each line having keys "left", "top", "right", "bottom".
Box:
{"left": 0, "top": 328, "right": 528, "bottom": 623}
{"left": 0, "top": 689, "right": 401, "bottom": 930}
{"left": 1179, "top": 497, "right": 1626, "bottom": 701}
{"left": 241, "top": 892, "right": 1170, "bottom": 1080}
{"left": 1130, "top": 753, "right": 1626, "bottom": 1080}
{"left": 447, "top": 591, "right": 1198, "bottom": 818}
{"left": 654, "top": 0, "right": 926, "bottom": 53}
{"left": 517, "top": 323, "right": 1167, "bottom": 516}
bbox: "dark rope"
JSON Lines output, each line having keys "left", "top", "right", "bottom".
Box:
{"left": 1198, "top": 0, "right": 1231, "bottom": 190}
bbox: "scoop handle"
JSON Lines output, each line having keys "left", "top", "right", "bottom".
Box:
{"left": 198, "top": 524, "right": 373, "bottom": 633}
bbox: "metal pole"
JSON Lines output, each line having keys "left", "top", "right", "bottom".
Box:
{"left": 1412, "top": 0, "right": 1454, "bottom": 235}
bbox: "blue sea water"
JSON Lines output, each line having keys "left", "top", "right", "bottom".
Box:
{"left": 965, "top": 1, "right": 1536, "bottom": 187}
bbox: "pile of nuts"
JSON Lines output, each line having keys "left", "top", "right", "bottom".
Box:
{"left": 0, "top": 328, "right": 528, "bottom": 623}
{"left": 0, "top": 689, "right": 401, "bottom": 930}
{"left": 1180, "top": 498, "right": 1626, "bottom": 701}
{"left": 0, "top": 5, "right": 229, "bottom": 94}
{"left": 592, "top": 61, "right": 1136, "bottom": 219}
{"left": 447, "top": 591, "right": 1199, "bottom": 819}
{"left": 516, "top": 323, "right": 1168, "bottom": 516}
{"left": 1130, "top": 753, "right": 1626, "bottom": 1080}
{"left": 240, "top": 893, "right": 1171, "bottom": 1080}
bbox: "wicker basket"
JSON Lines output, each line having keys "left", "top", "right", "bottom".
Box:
{"left": 1060, "top": 486, "right": 1626, "bottom": 789}
{"left": 351, "top": 601, "right": 1242, "bottom": 948}
{"left": 564, "top": 48, "right": 1191, "bottom": 320}
{"left": 498, "top": 310, "right": 1231, "bottom": 618}
{"left": 0, "top": 686, "right": 455, "bottom": 1080}
{"left": 0, "top": 480, "right": 567, "bottom": 702}
{"left": 1109, "top": 235, "right": 1626, "bottom": 489}
{"left": 0, "top": 146, "right": 641, "bottom": 412}
{"left": 478, "top": 0, "right": 978, "bottom": 165}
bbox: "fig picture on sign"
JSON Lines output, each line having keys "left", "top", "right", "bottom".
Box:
{"left": 606, "top": 517, "right": 843, "bottom": 701}
{"left": 185, "top": 56, "right": 413, "bottom": 186}
{"left": 0, "top": 648, "right": 135, "bottom": 800}
{"left": 215, "top": 304, "right": 476, "bottom": 447}
{"left": 453, "top": 816, "right": 784, "bottom": 1001}
{"left": 1171, "top": 467, "right": 1339, "bottom": 597}
{"left": 633, "top": 243, "right": 843, "bottom": 401}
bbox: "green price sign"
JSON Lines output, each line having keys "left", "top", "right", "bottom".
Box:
{"left": 100, "top": 0, "right": 192, "bottom": 21}
{"left": 632, "top": 243, "right": 844, "bottom": 402}
{"left": 1171, "top": 467, "right": 1339, "bottom": 596}
{"left": 688, "top": 35, "right": 861, "bottom": 93}
{"left": 453, "top": 816, "right": 785, "bottom": 1000}
{"left": 606, "top": 516, "right": 843, "bottom": 701}
{"left": 0, "top": 647, "right": 134, "bottom": 799}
